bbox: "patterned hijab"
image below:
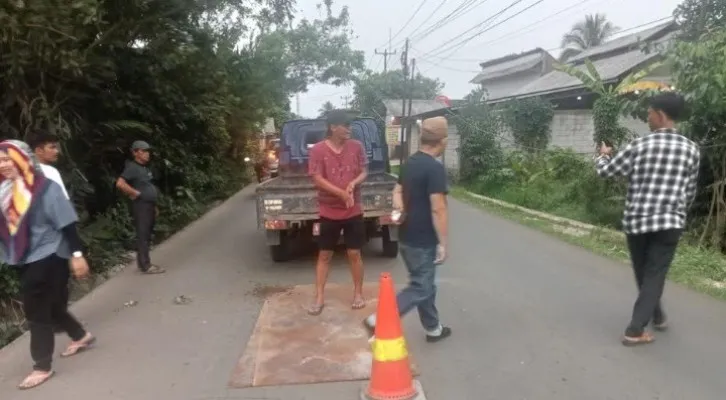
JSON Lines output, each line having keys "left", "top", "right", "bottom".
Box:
{"left": 0, "top": 140, "right": 48, "bottom": 264}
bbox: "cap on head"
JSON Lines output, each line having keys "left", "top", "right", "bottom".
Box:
{"left": 420, "top": 117, "right": 448, "bottom": 145}
{"left": 131, "top": 140, "right": 151, "bottom": 151}
{"left": 326, "top": 109, "right": 353, "bottom": 127}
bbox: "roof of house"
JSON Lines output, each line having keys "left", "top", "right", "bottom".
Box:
{"left": 382, "top": 99, "right": 451, "bottom": 117}
{"left": 567, "top": 21, "right": 676, "bottom": 64}
{"left": 487, "top": 21, "right": 678, "bottom": 102}
{"left": 469, "top": 48, "right": 553, "bottom": 84}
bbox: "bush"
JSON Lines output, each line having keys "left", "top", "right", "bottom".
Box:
{"left": 468, "top": 148, "right": 626, "bottom": 228}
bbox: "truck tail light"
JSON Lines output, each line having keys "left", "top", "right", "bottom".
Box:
{"left": 264, "top": 220, "right": 288, "bottom": 230}
{"left": 378, "top": 215, "right": 394, "bottom": 225}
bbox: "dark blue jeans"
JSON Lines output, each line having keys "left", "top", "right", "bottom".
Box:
{"left": 396, "top": 243, "right": 440, "bottom": 331}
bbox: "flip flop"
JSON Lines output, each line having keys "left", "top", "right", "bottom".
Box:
{"left": 307, "top": 304, "right": 324, "bottom": 316}
{"left": 621, "top": 332, "right": 655, "bottom": 347}
{"left": 60, "top": 334, "right": 96, "bottom": 357}
{"left": 351, "top": 298, "right": 366, "bottom": 310}
{"left": 18, "top": 370, "right": 55, "bottom": 390}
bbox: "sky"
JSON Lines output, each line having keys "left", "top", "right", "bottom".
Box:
{"left": 291, "top": 0, "right": 684, "bottom": 117}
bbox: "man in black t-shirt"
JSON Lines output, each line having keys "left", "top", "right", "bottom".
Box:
{"left": 116, "top": 140, "right": 165, "bottom": 275}
{"left": 364, "top": 117, "right": 451, "bottom": 342}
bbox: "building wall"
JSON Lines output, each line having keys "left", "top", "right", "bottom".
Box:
{"left": 400, "top": 110, "right": 649, "bottom": 174}
{"left": 549, "top": 110, "right": 649, "bottom": 153}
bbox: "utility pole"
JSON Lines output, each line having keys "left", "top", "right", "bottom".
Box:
{"left": 374, "top": 29, "right": 397, "bottom": 72}
{"left": 405, "top": 58, "right": 416, "bottom": 161}
{"left": 341, "top": 95, "right": 350, "bottom": 109}
{"left": 399, "top": 38, "right": 409, "bottom": 163}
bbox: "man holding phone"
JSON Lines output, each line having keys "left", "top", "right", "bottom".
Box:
{"left": 363, "top": 116, "right": 452, "bottom": 343}
{"left": 596, "top": 92, "right": 700, "bottom": 346}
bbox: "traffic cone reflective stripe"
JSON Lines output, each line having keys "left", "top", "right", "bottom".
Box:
{"left": 371, "top": 336, "right": 408, "bottom": 363}
{"left": 364, "top": 273, "right": 418, "bottom": 400}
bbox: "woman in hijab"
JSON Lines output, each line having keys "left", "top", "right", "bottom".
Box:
{"left": 0, "top": 140, "right": 95, "bottom": 390}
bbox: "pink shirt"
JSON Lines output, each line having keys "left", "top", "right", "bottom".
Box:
{"left": 308, "top": 139, "right": 368, "bottom": 220}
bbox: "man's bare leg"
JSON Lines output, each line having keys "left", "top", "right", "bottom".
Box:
{"left": 310, "top": 250, "right": 334, "bottom": 315}
{"left": 347, "top": 249, "right": 365, "bottom": 309}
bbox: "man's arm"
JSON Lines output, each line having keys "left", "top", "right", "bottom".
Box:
{"left": 428, "top": 165, "right": 448, "bottom": 248}
{"left": 685, "top": 149, "right": 700, "bottom": 208}
{"left": 116, "top": 165, "right": 140, "bottom": 199}
{"left": 348, "top": 142, "right": 369, "bottom": 188}
{"left": 596, "top": 142, "right": 636, "bottom": 178}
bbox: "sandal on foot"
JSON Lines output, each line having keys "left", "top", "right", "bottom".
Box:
{"left": 621, "top": 332, "right": 655, "bottom": 347}
{"left": 60, "top": 334, "right": 96, "bottom": 357}
{"left": 307, "top": 304, "right": 324, "bottom": 316}
{"left": 351, "top": 298, "right": 366, "bottom": 310}
{"left": 18, "top": 370, "right": 54, "bottom": 390}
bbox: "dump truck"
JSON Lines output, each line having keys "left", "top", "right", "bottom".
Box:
{"left": 255, "top": 118, "right": 398, "bottom": 262}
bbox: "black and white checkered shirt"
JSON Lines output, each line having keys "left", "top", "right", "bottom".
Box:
{"left": 596, "top": 128, "right": 700, "bottom": 235}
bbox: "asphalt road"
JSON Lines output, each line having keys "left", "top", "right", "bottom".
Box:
{"left": 1, "top": 184, "right": 725, "bottom": 400}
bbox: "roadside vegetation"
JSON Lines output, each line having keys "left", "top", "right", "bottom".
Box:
{"left": 452, "top": 0, "right": 726, "bottom": 298}
{"left": 0, "top": 0, "right": 364, "bottom": 347}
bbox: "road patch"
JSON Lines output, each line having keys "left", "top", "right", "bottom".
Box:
{"left": 228, "top": 283, "right": 418, "bottom": 388}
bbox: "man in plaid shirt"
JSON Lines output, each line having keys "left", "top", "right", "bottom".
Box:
{"left": 596, "top": 92, "right": 700, "bottom": 346}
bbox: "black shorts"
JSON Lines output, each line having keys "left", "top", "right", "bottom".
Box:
{"left": 318, "top": 215, "right": 366, "bottom": 251}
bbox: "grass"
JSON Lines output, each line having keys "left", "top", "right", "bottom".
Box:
{"left": 390, "top": 165, "right": 400, "bottom": 176}
{"left": 450, "top": 186, "right": 726, "bottom": 301}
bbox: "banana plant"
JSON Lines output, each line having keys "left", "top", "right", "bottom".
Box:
{"left": 554, "top": 58, "right": 664, "bottom": 97}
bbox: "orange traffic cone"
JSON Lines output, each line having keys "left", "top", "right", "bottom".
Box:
{"left": 362, "top": 273, "right": 422, "bottom": 400}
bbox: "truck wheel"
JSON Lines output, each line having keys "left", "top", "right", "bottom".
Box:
{"left": 269, "top": 232, "right": 290, "bottom": 262}
{"left": 381, "top": 226, "right": 399, "bottom": 258}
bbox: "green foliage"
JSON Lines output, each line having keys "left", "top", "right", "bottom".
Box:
{"left": 468, "top": 149, "right": 626, "bottom": 228}
{"left": 353, "top": 69, "right": 443, "bottom": 123}
{"left": 670, "top": 28, "right": 726, "bottom": 248}
{"left": 559, "top": 13, "right": 619, "bottom": 62}
{"left": 318, "top": 101, "right": 335, "bottom": 117}
{"left": 555, "top": 59, "right": 661, "bottom": 147}
{"left": 454, "top": 101, "right": 505, "bottom": 182}
{"left": 0, "top": 0, "right": 363, "bottom": 346}
{"left": 500, "top": 97, "right": 554, "bottom": 152}
{"left": 674, "top": 0, "right": 726, "bottom": 41}
{"left": 592, "top": 96, "right": 630, "bottom": 148}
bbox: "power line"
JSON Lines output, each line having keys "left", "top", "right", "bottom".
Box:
{"left": 417, "top": 14, "right": 673, "bottom": 66}
{"left": 407, "top": 0, "right": 486, "bottom": 44}
{"left": 402, "top": 0, "right": 450, "bottom": 41}
{"left": 382, "top": 0, "right": 430, "bottom": 48}
{"left": 419, "top": 0, "right": 531, "bottom": 60}
{"left": 422, "top": 0, "right": 547, "bottom": 60}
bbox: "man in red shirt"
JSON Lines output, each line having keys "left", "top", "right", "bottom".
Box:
{"left": 307, "top": 110, "right": 368, "bottom": 315}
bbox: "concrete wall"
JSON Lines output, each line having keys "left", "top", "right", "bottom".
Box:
{"left": 549, "top": 110, "right": 649, "bottom": 154}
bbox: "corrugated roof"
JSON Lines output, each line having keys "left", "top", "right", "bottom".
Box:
{"left": 488, "top": 29, "right": 677, "bottom": 102}
{"left": 382, "top": 99, "right": 450, "bottom": 117}
{"left": 470, "top": 52, "right": 545, "bottom": 84}
{"left": 567, "top": 20, "right": 675, "bottom": 63}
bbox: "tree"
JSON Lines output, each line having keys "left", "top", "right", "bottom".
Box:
{"left": 501, "top": 97, "right": 554, "bottom": 152}
{"left": 318, "top": 101, "right": 336, "bottom": 117}
{"left": 556, "top": 59, "right": 662, "bottom": 147}
{"left": 0, "top": 0, "right": 366, "bottom": 345}
{"left": 674, "top": 0, "right": 726, "bottom": 41}
{"left": 352, "top": 69, "right": 443, "bottom": 123}
{"left": 669, "top": 29, "right": 726, "bottom": 248}
{"left": 560, "top": 13, "right": 619, "bottom": 61}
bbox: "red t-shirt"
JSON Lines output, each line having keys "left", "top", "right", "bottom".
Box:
{"left": 308, "top": 139, "right": 368, "bottom": 220}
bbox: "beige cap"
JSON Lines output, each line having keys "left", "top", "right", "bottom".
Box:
{"left": 420, "top": 116, "right": 448, "bottom": 142}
